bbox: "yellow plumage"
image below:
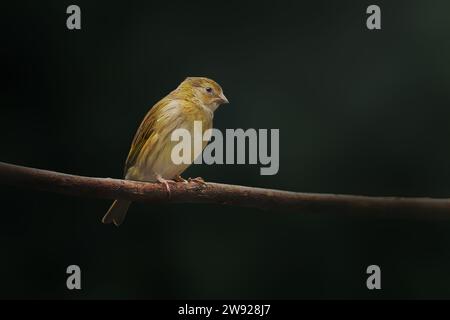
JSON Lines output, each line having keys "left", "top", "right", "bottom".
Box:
{"left": 102, "top": 77, "right": 229, "bottom": 226}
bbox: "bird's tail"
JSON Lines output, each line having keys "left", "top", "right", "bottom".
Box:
{"left": 102, "top": 200, "right": 131, "bottom": 226}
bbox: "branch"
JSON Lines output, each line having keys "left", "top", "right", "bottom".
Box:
{"left": 1, "top": 161, "right": 450, "bottom": 217}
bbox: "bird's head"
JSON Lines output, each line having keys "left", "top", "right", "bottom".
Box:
{"left": 177, "top": 77, "right": 229, "bottom": 111}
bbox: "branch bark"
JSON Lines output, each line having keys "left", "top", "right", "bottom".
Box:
{"left": 1, "top": 161, "right": 450, "bottom": 218}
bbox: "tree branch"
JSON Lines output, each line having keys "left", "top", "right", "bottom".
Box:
{"left": 1, "top": 161, "right": 450, "bottom": 217}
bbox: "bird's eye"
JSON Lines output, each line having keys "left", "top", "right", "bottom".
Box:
{"left": 205, "top": 87, "right": 213, "bottom": 93}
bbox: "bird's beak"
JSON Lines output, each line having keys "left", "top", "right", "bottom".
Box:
{"left": 219, "top": 93, "right": 229, "bottom": 104}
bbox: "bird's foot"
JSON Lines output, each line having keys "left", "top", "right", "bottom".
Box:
{"left": 156, "top": 175, "right": 176, "bottom": 197}
{"left": 188, "top": 176, "right": 206, "bottom": 185}
{"left": 174, "top": 175, "right": 188, "bottom": 183}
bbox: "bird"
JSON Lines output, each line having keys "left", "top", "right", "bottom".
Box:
{"left": 102, "top": 77, "right": 229, "bottom": 226}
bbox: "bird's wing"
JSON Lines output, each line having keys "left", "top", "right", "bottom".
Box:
{"left": 124, "top": 98, "right": 171, "bottom": 175}
{"left": 124, "top": 98, "right": 183, "bottom": 176}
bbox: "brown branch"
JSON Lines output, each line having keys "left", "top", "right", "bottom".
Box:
{"left": 1, "top": 161, "right": 450, "bottom": 218}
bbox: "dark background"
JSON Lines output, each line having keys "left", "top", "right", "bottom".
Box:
{"left": 2, "top": 0, "right": 450, "bottom": 299}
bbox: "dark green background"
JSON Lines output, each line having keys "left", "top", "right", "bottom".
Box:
{"left": 2, "top": 0, "right": 450, "bottom": 299}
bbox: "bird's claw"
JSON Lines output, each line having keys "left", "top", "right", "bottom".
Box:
{"left": 156, "top": 175, "right": 175, "bottom": 197}
{"left": 174, "top": 175, "right": 188, "bottom": 183}
{"left": 188, "top": 176, "right": 206, "bottom": 185}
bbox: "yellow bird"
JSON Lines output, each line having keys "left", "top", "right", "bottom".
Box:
{"left": 102, "top": 77, "right": 229, "bottom": 226}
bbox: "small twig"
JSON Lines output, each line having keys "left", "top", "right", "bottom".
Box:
{"left": 1, "top": 161, "right": 450, "bottom": 218}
